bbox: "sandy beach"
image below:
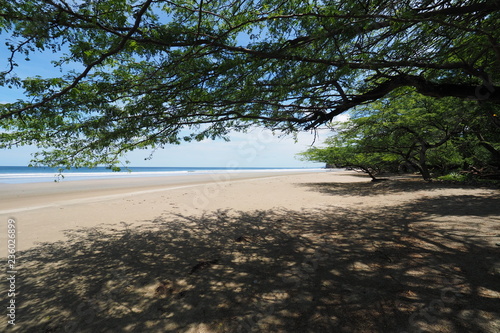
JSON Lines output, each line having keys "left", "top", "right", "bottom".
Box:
{"left": 1, "top": 171, "right": 499, "bottom": 332}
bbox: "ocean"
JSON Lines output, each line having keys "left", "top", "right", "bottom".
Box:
{"left": 0, "top": 166, "right": 325, "bottom": 184}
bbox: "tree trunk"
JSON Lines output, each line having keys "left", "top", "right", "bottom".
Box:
{"left": 405, "top": 149, "right": 432, "bottom": 180}
{"left": 475, "top": 132, "right": 500, "bottom": 166}
{"left": 361, "top": 167, "right": 378, "bottom": 180}
{"left": 418, "top": 148, "right": 432, "bottom": 180}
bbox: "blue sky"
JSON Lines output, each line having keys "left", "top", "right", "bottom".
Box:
{"left": 0, "top": 32, "right": 337, "bottom": 168}
{"left": 0, "top": 127, "right": 330, "bottom": 167}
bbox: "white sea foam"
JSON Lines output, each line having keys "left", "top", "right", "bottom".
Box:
{"left": 0, "top": 168, "right": 326, "bottom": 184}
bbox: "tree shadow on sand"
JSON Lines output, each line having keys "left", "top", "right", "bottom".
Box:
{"left": 1, "top": 192, "right": 499, "bottom": 332}
{"left": 298, "top": 177, "right": 499, "bottom": 197}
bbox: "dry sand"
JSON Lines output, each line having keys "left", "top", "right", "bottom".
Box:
{"left": 0, "top": 170, "right": 499, "bottom": 332}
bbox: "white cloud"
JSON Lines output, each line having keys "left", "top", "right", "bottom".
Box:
{"left": 125, "top": 127, "right": 330, "bottom": 167}
{"left": 0, "top": 125, "right": 336, "bottom": 167}
{"left": 333, "top": 113, "right": 350, "bottom": 123}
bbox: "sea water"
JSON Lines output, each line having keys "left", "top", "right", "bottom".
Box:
{"left": 0, "top": 166, "right": 325, "bottom": 184}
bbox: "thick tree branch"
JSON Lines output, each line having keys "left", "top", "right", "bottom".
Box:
{"left": 306, "top": 74, "right": 500, "bottom": 129}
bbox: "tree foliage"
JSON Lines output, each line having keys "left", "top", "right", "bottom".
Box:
{"left": 299, "top": 89, "right": 500, "bottom": 180}
{"left": 1, "top": 0, "right": 500, "bottom": 167}
{"left": 298, "top": 127, "right": 404, "bottom": 181}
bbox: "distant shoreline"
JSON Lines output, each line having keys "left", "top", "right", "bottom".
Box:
{"left": 0, "top": 166, "right": 326, "bottom": 184}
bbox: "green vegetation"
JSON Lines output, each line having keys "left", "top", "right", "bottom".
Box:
{"left": 0, "top": 1, "right": 499, "bottom": 168}
{"left": 437, "top": 172, "right": 469, "bottom": 182}
{"left": 299, "top": 89, "right": 500, "bottom": 180}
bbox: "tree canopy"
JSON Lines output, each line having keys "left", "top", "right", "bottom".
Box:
{"left": 299, "top": 89, "right": 500, "bottom": 180}
{"left": 1, "top": 0, "right": 499, "bottom": 167}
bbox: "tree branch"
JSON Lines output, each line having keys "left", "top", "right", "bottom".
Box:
{"left": 305, "top": 74, "right": 500, "bottom": 130}
{"left": 0, "top": 0, "right": 153, "bottom": 121}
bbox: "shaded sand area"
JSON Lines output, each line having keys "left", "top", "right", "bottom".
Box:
{"left": 1, "top": 171, "right": 499, "bottom": 332}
